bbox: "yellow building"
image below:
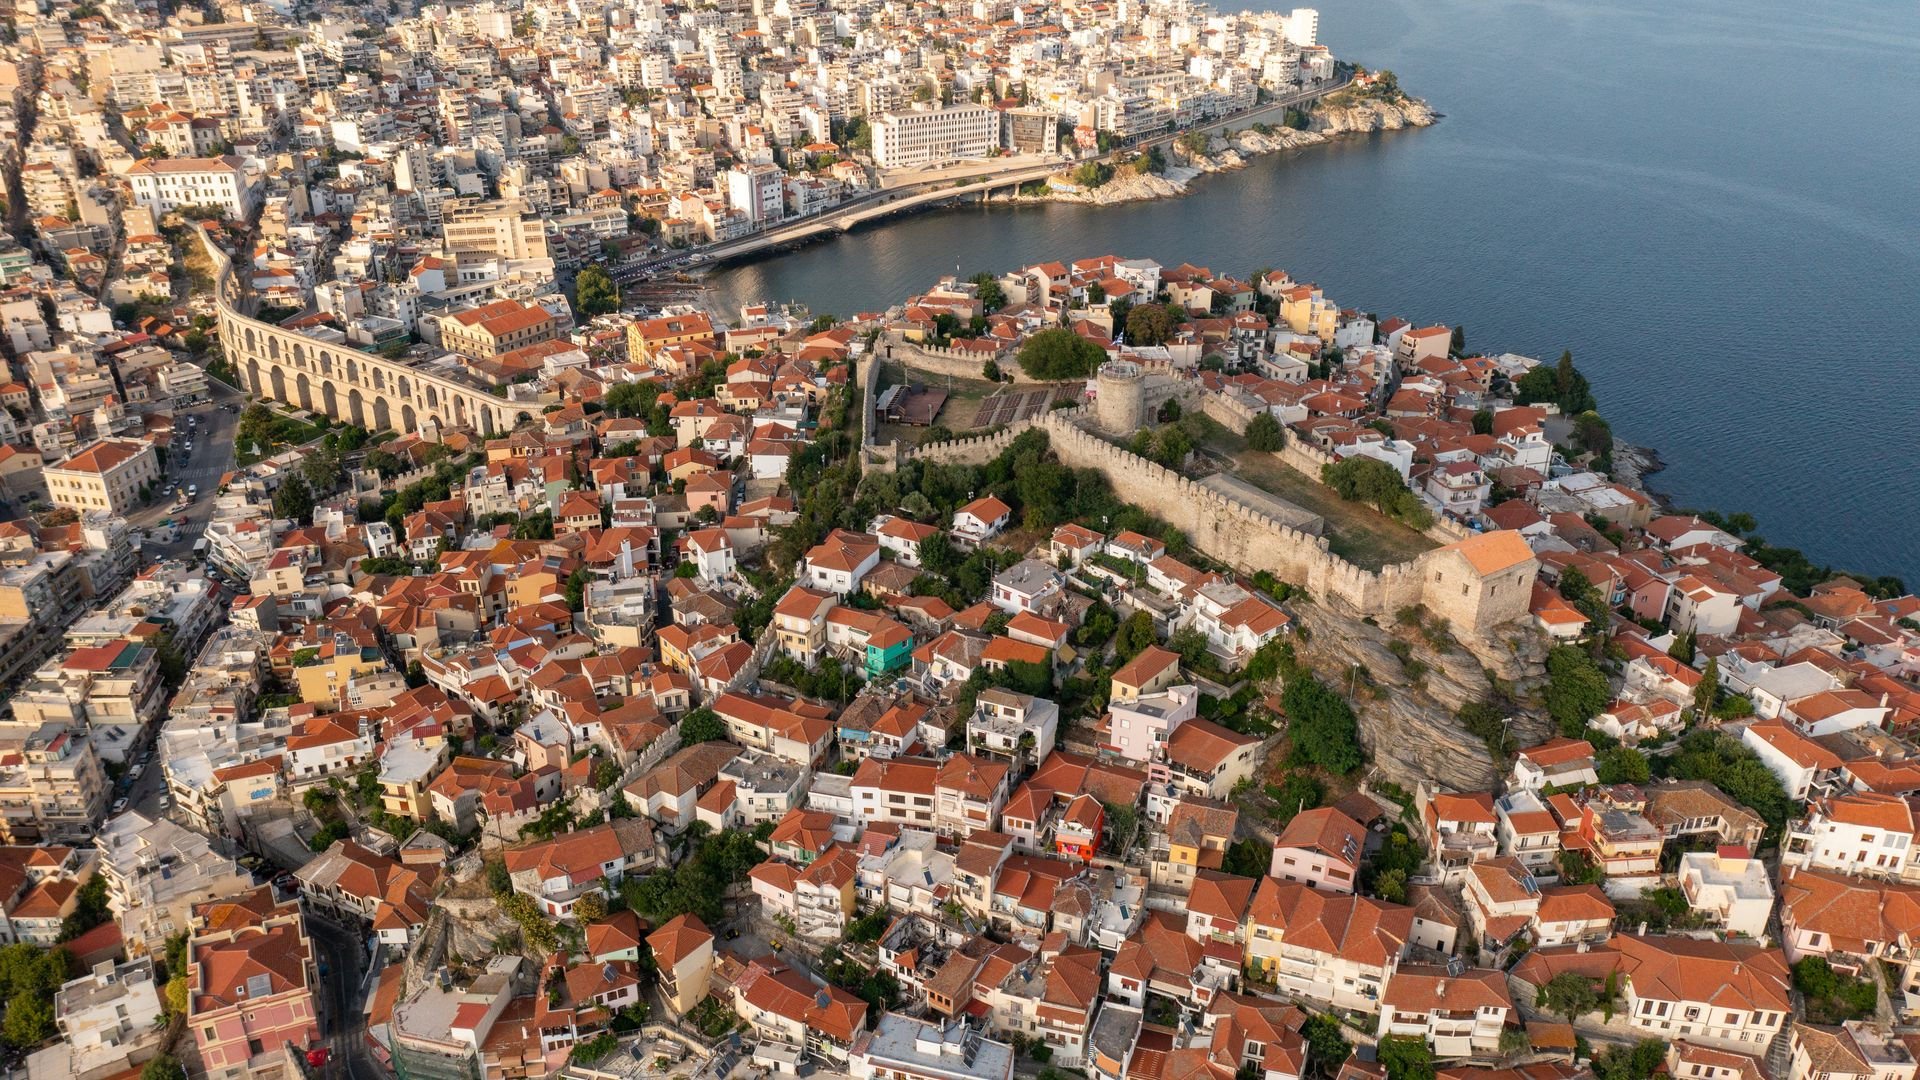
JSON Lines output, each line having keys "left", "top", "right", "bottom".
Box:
{"left": 625, "top": 312, "right": 715, "bottom": 363}
{"left": 44, "top": 438, "right": 160, "bottom": 515}
{"left": 439, "top": 300, "right": 555, "bottom": 360}
{"left": 1152, "top": 796, "right": 1237, "bottom": 892}
{"left": 646, "top": 914, "right": 715, "bottom": 1016}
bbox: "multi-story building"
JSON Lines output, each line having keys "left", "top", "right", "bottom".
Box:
{"left": 0, "top": 722, "right": 109, "bottom": 843}
{"left": 870, "top": 105, "right": 998, "bottom": 169}
{"left": 1377, "top": 965, "right": 1513, "bottom": 1057}
{"left": 1268, "top": 806, "right": 1365, "bottom": 894}
{"left": 1514, "top": 936, "right": 1789, "bottom": 1052}
{"left": 44, "top": 439, "right": 160, "bottom": 515}
{"left": 46, "top": 957, "right": 167, "bottom": 1080}
{"left": 438, "top": 299, "right": 556, "bottom": 359}
{"left": 1244, "top": 878, "right": 1412, "bottom": 1013}
{"left": 97, "top": 811, "right": 252, "bottom": 959}
{"left": 647, "top": 914, "right": 714, "bottom": 1017}
{"left": 1783, "top": 792, "right": 1919, "bottom": 882}
{"left": 125, "top": 155, "right": 259, "bottom": 217}
{"left": 187, "top": 897, "right": 323, "bottom": 1080}
{"left": 849, "top": 1012, "right": 1015, "bottom": 1080}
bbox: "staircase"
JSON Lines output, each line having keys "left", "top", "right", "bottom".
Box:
{"left": 1764, "top": 1018, "right": 1793, "bottom": 1079}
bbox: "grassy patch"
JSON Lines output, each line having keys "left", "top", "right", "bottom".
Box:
{"left": 1197, "top": 429, "right": 1437, "bottom": 570}
{"left": 236, "top": 416, "right": 324, "bottom": 465}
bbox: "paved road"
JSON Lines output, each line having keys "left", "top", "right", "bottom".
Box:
{"left": 128, "top": 372, "right": 244, "bottom": 559}
{"left": 306, "top": 911, "right": 379, "bottom": 1080}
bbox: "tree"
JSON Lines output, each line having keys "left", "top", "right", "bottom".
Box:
{"left": 1667, "top": 631, "right": 1696, "bottom": 664}
{"left": 575, "top": 265, "right": 620, "bottom": 316}
{"left": 572, "top": 891, "right": 608, "bottom": 923}
{"left": 969, "top": 273, "right": 1006, "bottom": 312}
{"left": 1376, "top": 1035, "right": 1435, "bottom": 1080}
{"left": 1694, "top": 656, "right": 1719, "bottom": 716}
{"left": 1124, "top": 303, "right": 1181, "bottom": 347}
{"left": 1221, "top": 838, "right": 1269, "bottom": 878}
{"left": 1246, "top": 412, "right": 1285, "bottom": 451}
{"left": 1114, "top": 610, "right": 1157, "bottom": 661}
{"left": 679, "top": 708, "right": 725, "bottom": 743}
{"left": 1300, "top": 1014, "right": 1351, "bottom": 1079}
{"left": 564, "top": 568, "right": 590, "bottom": 612}
{"left": 1016, "top": 328, "right": 1105, "bottom": 380}
{"left": 1321, "top": 456, "right": 1432, "bottom": 528}
{"left": 57, "top": 874, "right": 110, "bottom": 942}
{"left": 3, "top": 991, "right": 52, "bottom": 1048}
{"left": 1596, "top": 745, "right": 1650, "bottom": 785}
{"left": 142, "top": 1056, "right": 186, "bottom": 1080}
{"left": 272, "top": 474, "right": 315, "bottom": 526}
{"left": 1557, "top": 567, "right": 1611, "bottom": 635}
{"left": 1545, "top": 645, "right": 1610, "bottom": 737}
{"left": 1282, "top": 674, "right": 1364, "bottom": 775}
{"left": 1471, "top": 408, "right": 1494, "bottom": 436}
{"left": 1536, "top": 972, "right": 1602, "bottom": 1021}
{"left": 1573, "top": 410, "right": 1613, "bottom": 458}
{"left": 1450, "top": 325, "right": 1466, "bottom": 356}
{"left": 1591, "top": 1040, "right": 1669, "bottom": 1080}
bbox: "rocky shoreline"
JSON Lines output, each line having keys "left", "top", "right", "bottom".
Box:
{"left": 1014, "top": 96, "right": 1438, "bottom": 207}
{"left": 1612, "top": 441, "right": 1672, "bottom": 507}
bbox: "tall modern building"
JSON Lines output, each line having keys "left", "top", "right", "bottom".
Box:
{"left": 1284, "top": 7, "right": 1319, "bottom": 47}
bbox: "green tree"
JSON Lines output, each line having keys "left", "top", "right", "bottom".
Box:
{"left": 1545, "top": 645, "right": 1610, "bottom": 737}
{"left": 1016, "top": 327, "right": 1106, "bottom": 380}
{"left": 1124, "top": 303, "right": 1181, "bottom": 347}
{"left": 1596, "top": 746, "right": 1650, "bottom": 785}
{"left": 1694, "top": 656, "right": 1719, "bottom": 716}
{"left": 679, "top": 708, "right": 726, "bottom": 743}
{"left": 1667, "top": 631, "right": 1696, "bottom": 664}
{"left": 3, "top": 992, "right": 52, "bottom": 1048}
{"left": 1320, "top": 456, "right": 1432, "bottom": 528}
{"left": 1300, "top": 1014, "right": 1351, "bottom": 1079}
{"left": 272, "top": 474, "right": 315, "bottom": 526}
{"left": 1282, "top": 674, "right": 1364, "bottom": 775}
{"left": 142, "top": 1055, "right": 186, "bottom": 1080}
{"left": 1536, "top": 972, "right": 1602, "bottom": 1021}
{"left": 1471, "top": 408, "right": 1494, "bottom": 436}
{"left": 969, "top": 272, "right": 1005, "bottom": 312}
{"left": 575, "top": 265, "right": 621, "bottom": 316}
{"left": 1245, "top": 412, "right": 1285, "bottom": 451}
{"left": 1114, "top": 610, "right": 1158, "bottom": 661}
{"left": 1376, "top": 1035, "right": 1435, "bottom": 1080}
{"left": 1591, "top": 1040, "right": 1669, "bottom": 1080}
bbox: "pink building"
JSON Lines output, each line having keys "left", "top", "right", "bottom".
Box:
{"left": 188, "top": 893, "right": 321, "bottom": 1079}
{"left": 1269, "top": 807, "right": 1366, "bottom": 894}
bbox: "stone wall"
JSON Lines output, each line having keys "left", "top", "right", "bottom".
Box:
{"left": 891, "top": 406, "right": 1531, "bottom": 634}
{"left": 880, "top": 333, "right": 1030, "bottom": 383}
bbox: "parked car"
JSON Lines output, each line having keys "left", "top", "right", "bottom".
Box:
{"left": 111, "top": 797, "right": 128, "bottom": 815}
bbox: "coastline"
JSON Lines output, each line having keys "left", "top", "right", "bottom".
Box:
{"left": 1011, "top": 95, "right": 1439, "bottom": 208}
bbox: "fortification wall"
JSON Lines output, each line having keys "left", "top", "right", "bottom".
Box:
{"left": 882, "top": 334, "right": 1032, "bottom": 383}
{"left": 1200, "top": 388, "right": 1261, "bottom": 431}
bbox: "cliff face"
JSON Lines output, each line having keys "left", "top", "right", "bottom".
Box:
{"left": 1314, "top": 96, "right": 1438, "bottom": 135}
{"left": 1292, "top": 599, "right": 1553, "bottom": 793}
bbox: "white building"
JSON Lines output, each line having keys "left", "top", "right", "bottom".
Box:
{"left": 871, "top": 106, "right": 998, "bottom": 169}
{"left": 125, "top": 155, "right": 260, "bottom": 218}
{"left": 1676, "top": 848, "right": 1774, "bottom": 940}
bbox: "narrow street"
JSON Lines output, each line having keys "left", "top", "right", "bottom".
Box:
{"left": 304, "top": 909, "right": 380, "bottom": 1080}
{"left": 126, "top": 374, "right": 245, "bottom": 559}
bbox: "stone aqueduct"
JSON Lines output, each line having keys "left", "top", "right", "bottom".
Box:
{"left": 203, "top": 231, "right": 528, "bottom": 438}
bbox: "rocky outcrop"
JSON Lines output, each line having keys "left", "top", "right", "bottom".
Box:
{"left": 1291, "top": 598, "right": 1552, "bottom": 793}
{"left": 1313, "top": 95, "right": 1438, "bottom": 135}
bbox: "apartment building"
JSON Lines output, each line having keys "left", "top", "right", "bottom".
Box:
{"left": 187, "top": 898, "right": 323, "bottom": 1080}
{"left": 646, "top": 914, "right": 714, "bottom": 1017}
{"left": 1782, "top": 792, "right": 1919, "bottom": 881}
{"left": 1377, "top": 965, "right": 1513, "bottom": 1057}
{"left": 1244, "top": 878, "right": 1412, "bottom": 1013}
{"left": 0, "top": 722, "right": 110, "bottom": 843}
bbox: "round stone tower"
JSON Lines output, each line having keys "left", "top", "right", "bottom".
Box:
{"left": 1095, "top": 360, "right": 1147, "bottom": 435}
